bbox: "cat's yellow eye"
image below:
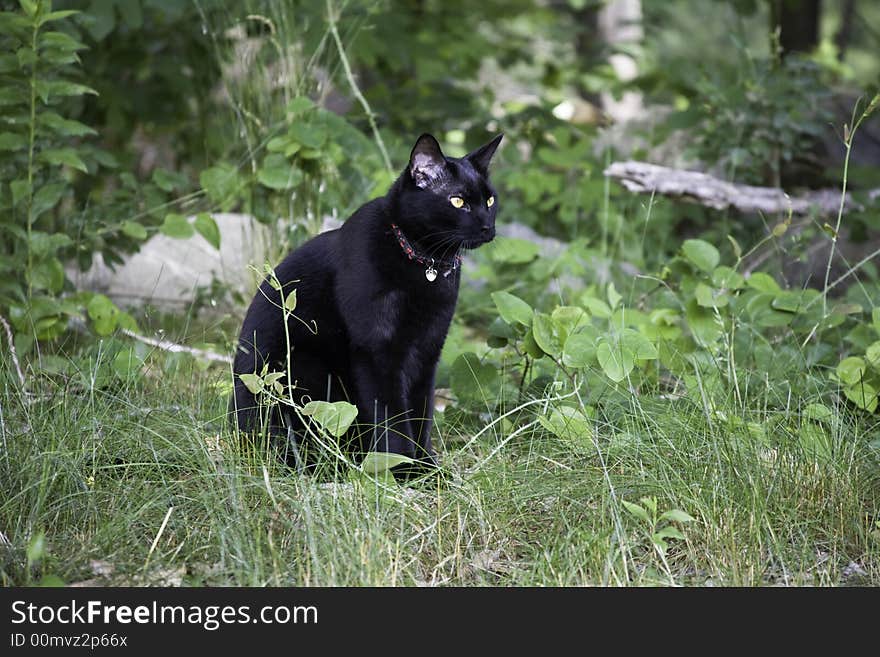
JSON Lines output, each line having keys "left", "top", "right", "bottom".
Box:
{"left": 450, "top": 196, "right": 465, "bottom": 209}
{"left": 487, "top": 196, "right": 495, "bottom": 208}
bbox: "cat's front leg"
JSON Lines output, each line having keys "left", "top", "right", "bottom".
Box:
{"left": 405, "top": 364, "right": 438, "bottom": 465}
{"left": 349, "top": 349, "right": 416, "bottom": 457}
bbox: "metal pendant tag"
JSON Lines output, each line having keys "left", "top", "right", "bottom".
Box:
{"left": 425, "top": 266, "right": 438, "bottom": 282}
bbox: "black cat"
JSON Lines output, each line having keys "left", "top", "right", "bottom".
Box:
{"left": 231, "top": 132, "right": 502, "bottom": 468}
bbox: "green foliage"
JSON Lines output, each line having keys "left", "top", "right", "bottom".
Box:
{"left": 0, "top": 0, "right": 136, "bottom": 350}
{"left": 652, "top": 42, "right": 834, "bottom": 185}
{"left": 621, "top": 496, "right": 695, "bottom": 557}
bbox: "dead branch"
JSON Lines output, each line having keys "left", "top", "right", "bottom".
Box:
{"left": 122, "top": 329, "right": 233, "bottom": 365}
{"left": 604, "top": 160, "right": 878, "bottom": 216}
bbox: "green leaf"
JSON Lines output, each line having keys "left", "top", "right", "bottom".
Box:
{"left": 360, "top": 452, "right": 415, "bottom": 475}
{"left": 262, "top": 371, "right": 285, "bottom": 395}
{"left": 0, "top": 131, "right": 27, "bottom": 151}
{"left": 200, "top": 164, "right": 239, "bottom": 205}
{"left": 489, "top": 238, "right": 539, "bottom": 264}
{"left": 450, "top": 352, "right": 500, "bottom": 403}
{"left": 712, "top": 265, "right": 744, "bottom": 289}
{"left": 537, "top": 405, "right": 594, "bottom": 447}
{"left": 286, "top": 96, "right": 316, "bottom": 115}
{"left": 121, "top": 221, "right": 147, "bottom": 240}
{"left": 26, "top": 530, "right": 45, "bottom": 567}
{"left": 257, "top": 154, "right": 303, "bottom": 190}
{"left": 34, "top": 80, "right": 97, "bottom": 103}
{"left": 659, "top": 509, "right": 696, "bottom": 523}
{"left": 151, "top": 167, "right": 188, "bottom": 192}
{"left": 37, "top": 575, "right": 66, "bottom": 587}
{"left": 843, "top": 382, "right": 878, "bottom": 412}
{"left": 117, "top": 312, "right": 138, "bottom": 332}
{"left": 301, "top": 400, "right": 358, "bottom": 437}
{"left": 832, "top": 302, "right": 862, "bottom": 316}
{"left": 37, "top": 111, "right": 96, "bottom": 137}
{"left": 487, "top": 316, "right": 516, "bottom": 342}
{"left": 621, "top": 500, "right": 650, "bottom": 523}
{"left": 38, "top": 9, "right": 80, "bottom": 26}
{"left": 746, "top": 272, "right": 781, "bottom": 294}
{"left": 620, "top": 328, "right": 658, "bottom": 360}
{"left": 562, "top": 331, "right": 598, "bottom": 368}
{"left": 39, "top": 147, "right": 88, "bottom": 173}
{"left": 552, "top": 305, "right": 588, "bottom": 336}
{"left": 287, "top": 121, "right": 327, "bottom": 149}
{"left": 745, "top": 292, "right": 794, "bottom": 328}
{"left": 837, "top": 356, "right": 866, "bottom": 386}
{"left": 695, "top": 283, "right": 729, "bottom": 308}
{"left": 866, "top": 342, "right": 880, "bottom": 369}
{"left": 28, "top": 257, "right": 65, "bottom": 293}
{"left": 82, "top": 0, "right": 115, "bottom": 40}
{"left": 160, "top": 213, "right": 194, "bottom": 239}
{"left": 597, "top": 341, "right": 634, "bottom": 383}
{"left": 29, "top": 231, "right": 71, "bottom": 258}
{"left": 86, "top": 294, "right": 119, "bottom": 336}
{"left": 532, "top": 312, "right": 563, "bottom": 358}
{"left": 686, "top": 299, "right": 724, "bottom": 344}
{"left": 682, "top": 239, "right": 720, "bottom": 272}
{"left": 872, "top": 308, "right": 880, "bottom": 335}
{"left": 238, "top": 373, "right": 264, "bottom": 395}
{"left": 771, "top": 290, "right": 817, "bottom": 313}
{"left": 284, "top": 289, "right": 297, "bottom": 312}
{"left": 653, "top": 526, "right": 686, "bottom": 540}
{"left": 491, "top": 291, "right": 533, "bottom": 327}
{"left": 39, "top": 30, "right": 86, "bottom": 52}
{"left": 112, "top": 347, "right": 145, "bottom": 379}
{"left": 19, "top": 0, "right": 38, "bottom": 18}
{"left": 579, "top": 293, "right": 612, "bottom": 318}
{"left": 523, "top": 329, "right": 544, "bottom": 359}
{"left": 803, "top": 402, "right": 833, "bottom": 423}
{"left": 607, "top": 282, "right": 622, "bottom": 310}
{"left": 266, "top": 136, "right": 292, "bottom": 153}
{"left": 194, "top": 213, "right": 220, "bottom": 250}
{"left": 30, "top": 182, "right": 65, "bottom": 218}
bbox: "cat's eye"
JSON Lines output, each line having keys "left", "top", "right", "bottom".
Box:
{"left": 487, "top": 196, "right": 495, "bottom": 208}
{"left": 449, "top": 196, "right": 465, "bottom": 209}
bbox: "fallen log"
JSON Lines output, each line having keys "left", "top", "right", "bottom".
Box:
{"left": 604, "top": 160, "right": 878, "bottom": 215}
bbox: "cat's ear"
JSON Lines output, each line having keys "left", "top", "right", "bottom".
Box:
{"left": 466, "top": 133, "right": 503, "bottom": 173}
{"left": 409, "top": 133, "right": 447, "bottom": 189}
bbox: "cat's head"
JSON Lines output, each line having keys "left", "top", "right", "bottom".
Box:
{"left": 391, "top": 132, "right": 502, "bottom": 255}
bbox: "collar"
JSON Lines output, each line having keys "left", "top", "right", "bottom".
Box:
{"left": 390, "top": 223, "right": 462, "bottom": 282}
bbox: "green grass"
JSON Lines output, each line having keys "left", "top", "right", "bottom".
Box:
{"left": 2, "top": 342, "right": 877, "bottom": 587}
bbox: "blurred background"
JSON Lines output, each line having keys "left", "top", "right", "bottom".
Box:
{"left": 2, "top": 0, "right": 879, "bottom": 333}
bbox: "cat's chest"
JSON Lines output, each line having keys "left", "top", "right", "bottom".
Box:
{"left": 371, "top": 280, "right": 457, "bottom": 341}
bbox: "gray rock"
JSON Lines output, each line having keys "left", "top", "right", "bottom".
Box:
{"left": 68, "top": 213, "right": 274, "bottom": 309}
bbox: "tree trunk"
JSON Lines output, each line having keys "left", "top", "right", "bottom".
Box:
{"left": 835, "top": 0, "right": 857, "bottom": 60}
{"left": 770, "top": 0, "right": 822, "bottom": 55}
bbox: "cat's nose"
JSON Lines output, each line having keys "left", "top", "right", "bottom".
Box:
{"left": 480, "top": 224, "right": 495, "bottom": 239}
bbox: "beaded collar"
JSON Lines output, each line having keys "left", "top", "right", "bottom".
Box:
{"left": 390, "top": 223, "right": 462, "bottom": 282}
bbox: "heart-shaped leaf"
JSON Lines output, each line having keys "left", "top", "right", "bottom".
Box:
{"left": 682, "top": 239, "right": 719, "bottom": 273}
{"left": 301, "top": 400, "right": 358, "bottom": 437}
